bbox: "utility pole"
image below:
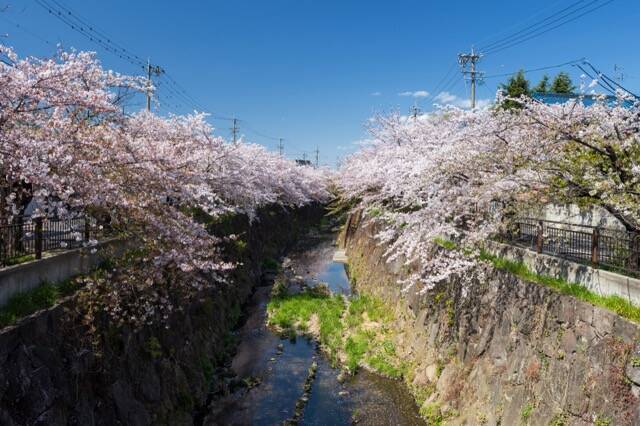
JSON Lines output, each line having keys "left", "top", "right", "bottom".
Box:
{"left": 314, "top": 147, "right": 319, "bottom": 168}
{"left": 410, "top": 104, "right": 420, "bottom": 120}
{"left": 145, "top": 59, "right": 164, "bottom": 112}
{"left": 302, "top": 152, "right": 307, "bottom": 162}
{"left": 458, "top": 47, "right": 483, "bottom": 109}
{"left": 231, "top": 118, "right": 239, "bottom": 143}
{"left": 278, "top": 138, "right": 284, "bottom": 157}
{"left": 614, "top": 64, "right": 625, "bottom": 83}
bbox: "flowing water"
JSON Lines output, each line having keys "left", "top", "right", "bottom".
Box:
{"left": 205, "top": 232, "right": 424, "bottom": 425}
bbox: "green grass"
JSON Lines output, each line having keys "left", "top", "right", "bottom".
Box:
{"left": 367, "top": 352, "right": 404, "bottom": 378}
{"left": 268, "top": 289, "right": 407, "bottom": 376}
{"left": 366, "top": 207, "right": 383, "bottom": 218}
{"left": 0, "top": 278, "right": 80, "bottom": 328}
{"left": 420, "top": 402, "right": 443, "bottom": 426}
{"left": 520, "top": 402, "right": 534, "bottom": 421}
{"left": 4, "top": 254, "right": 36, "bottom": 266}
{"left": 345, "top": 331, "right": 371, "bottom": 371}
{"left": 480, "top": 250, "right": 640, "bottom": 324}
{"left": 346, "top": 294, "right": 393, "bottom": 327}
{"left": 267, "top": 289, "right": 346, "bottom": 358}
{"left": 433, "top": 237, "right": 457, "bottom": 250}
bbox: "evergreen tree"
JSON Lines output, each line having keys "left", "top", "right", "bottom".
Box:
{"left": 533, "top": 74, "right": 550, "bottom": 93}
{"left": 550, "top": 72, "right": 575, "bottom": 94}
{"left": 500, "top": 70, "right": 530, "bottom": 109}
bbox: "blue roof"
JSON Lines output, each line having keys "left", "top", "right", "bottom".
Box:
{"left": 532, "top": 92, "right": 635, "bottom": 108}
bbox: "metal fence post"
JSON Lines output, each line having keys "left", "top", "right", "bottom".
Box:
{"left": 34, "top": 217, "right": 43, "bottom": 259}
{"left": 84, "top": 218, "right": 91, "bottom": 242}
{"left": 536, "top": 220, "right": 544, "bottom": 253}
{"left": 591, "top": 227, "right": 599, "bottom": 265}
{"left": 631, "top": 233, "right": 639, "bottom": 271}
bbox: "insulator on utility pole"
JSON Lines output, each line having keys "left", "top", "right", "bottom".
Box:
{"left": 458, "top": 47, "right": 484, "bottom": 109}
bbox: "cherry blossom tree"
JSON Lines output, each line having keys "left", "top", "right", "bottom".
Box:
{"left": 0, "top": 44, "right": 331, "bottom": 327}
{"left": 338, "top": 93, "right": 640, "bottom": 296}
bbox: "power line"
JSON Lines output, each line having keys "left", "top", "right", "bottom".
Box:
{"left": 474, "top": 0, "right": 574, "bottom": 48}
{"left": 1, "top": 15, "right": 55, "bottom": 47}
{"left": 438, "top": 67, "right": 463, "bottom": 95}
{"left": 483, "top": 58, "right": 585, "bottom": 79}
{"left": 483, "top": 0, "right": 615, "bottom": 56}
{"left": 32, "top": 0, "right": 300, "bottom": 153}
{"left": 241, "top": 121, "right": 281, "bottom": 141}
{"left": 574, "top": 63, "right": 616, "bottom": 95}
{"left": 34, "top": 0, "right": 145, "bottom": 67}
{"left": 480, "top": 0, "right": 589, "bottom": 52}
{"left": 430, "top": 62, "right": 458, "bottom": 96}
{"left": 581, "top": 61, "right": 640, "bottom": 99}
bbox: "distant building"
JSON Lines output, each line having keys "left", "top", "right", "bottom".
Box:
{"left": 532, "top": 92, "right": 635, "bottom": 108}
{"left": 295, "top": 159, "right": 312, "bottom": 167}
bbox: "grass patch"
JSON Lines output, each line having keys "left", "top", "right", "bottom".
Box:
{"left": 345, "top": 331, "right": 371, "bottom": 371}
{"left": 480, "top": 250, "right": 640, "bottom": 324}
{"left": 4, "top": 254, "right": 37, "bottom": 266}
{"left": 346, "top": 294, "right": 393, "bottom": 327}
{"left": 366, "top": 207, "right": 383, "bottom": 218}
{"left": 367, "top": 352, "right": 404, "bottom": 378}
{"left": 0, "top": 278, "right": 80, "bottom": 328}
{"left": 420, "top": 402, "right": 443, "bottom": 425}
{"left": 433, "top": 237, "right": 457, "bottom": 250}
{"left": 267, "top": 289, "right": 406, "bottom": 376}
{"left": 520, "top": 402, "right": 534, "bottom": 421}
{"left": 267, "top": 289, "right": 345, "bottom": 359}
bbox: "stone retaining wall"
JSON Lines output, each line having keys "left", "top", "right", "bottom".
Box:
{"left": 343, "top": 212, "right": 640, "bottom": 425}
{"left": 0, "top": 204, "right": 325, "bottom": 425}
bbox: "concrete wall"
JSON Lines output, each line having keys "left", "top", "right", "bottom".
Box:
{"left": 0, "top": 239, "right": 121, "bottom": 306}
{"left": 487, "top": 240, "right": 640, "bottom": 305}
{"left": 532, "top": 203, "right": 626, "bottom": 230}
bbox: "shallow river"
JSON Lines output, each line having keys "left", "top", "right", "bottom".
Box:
{"left": 206, "top": 233, "right": 424, "bottom": 425}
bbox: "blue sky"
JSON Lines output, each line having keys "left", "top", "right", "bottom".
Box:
{"left": 2, "top": 0, "right": 639, "bottom": 166}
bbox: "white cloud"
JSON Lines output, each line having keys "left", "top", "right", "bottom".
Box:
{"left": 370, "top": 91, "right": 382, "bottom": 96}
{"left": 433, "top": 91, "right": 492, "bottom": 110}
{"left": 398, "top": 90, "right": 430, "bottom": 98}
{"left": 433, "top": 91, "right": 457, "bottom": 104}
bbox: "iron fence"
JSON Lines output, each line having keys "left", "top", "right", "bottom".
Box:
{"left": 503, "top": 218, "right": 640, "bottom": 276}
{"left": 0, "top": 216, "right": 101, "bottom": 267}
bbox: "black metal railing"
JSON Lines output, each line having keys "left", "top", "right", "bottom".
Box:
{"left": 503, "top": 218, "right": 640, "bottom": 276}
{"left": 0, "top": 216, "right": 101, "bottom": 267}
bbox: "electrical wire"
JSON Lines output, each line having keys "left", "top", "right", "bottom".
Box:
{"left": 430, "top": 61, "right": 458, "bottom": 96}
{"left": 483, "top": 58, "right": 585, "bottom": 79}
{"left": 30, "top": 0, "right": 314, "bottom": 152}
{"left": 1, "top": 15, "right": 55, "bottom": 47}
{"left": 480, "top": 0, "right": 590, "bottom": 51}
{"left": 483, "top": 0, "right": 614, "bottom": 56}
